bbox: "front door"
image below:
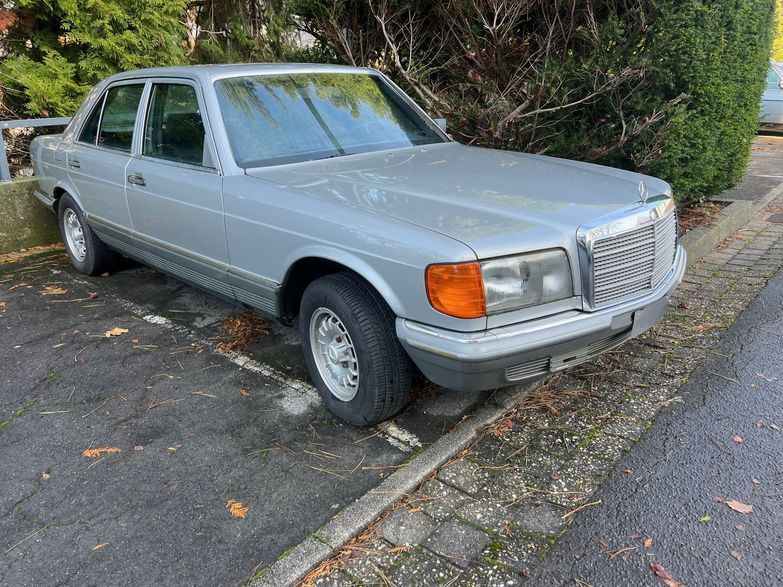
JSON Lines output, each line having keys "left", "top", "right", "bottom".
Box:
{"left": 67, "top": 82, "right": 145, "bottom": 244}
{"left": 125, "top": 80, "right": 230, "bottom": 296}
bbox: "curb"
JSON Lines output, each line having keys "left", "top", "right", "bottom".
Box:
{"left": 253, "top": 180, "right": 783, "bottom": 587}
{"left": 680, "top": 199, "right": 753, "bottom": 269}
{"left": 253, "top": 383, "right": 536, "bottom": 586}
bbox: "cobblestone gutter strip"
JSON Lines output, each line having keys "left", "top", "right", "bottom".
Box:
{"left": 285, "top": 196, "right": 783, "bottom": 587}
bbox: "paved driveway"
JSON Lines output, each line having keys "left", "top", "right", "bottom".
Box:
{"left": 0, "top": 252, "right": 492, "bottom": 585}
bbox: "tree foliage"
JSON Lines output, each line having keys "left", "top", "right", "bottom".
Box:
{"left": 0, "top": 0, "right": 188, "bottom": 116}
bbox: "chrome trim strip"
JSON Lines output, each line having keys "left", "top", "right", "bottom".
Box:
{"left": 87, "top": 213, "right": 281, "bottom": 311}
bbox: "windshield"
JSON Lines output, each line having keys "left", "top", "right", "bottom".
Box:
{"left": 214, "top": 72, "right": 446, "bottom": 168}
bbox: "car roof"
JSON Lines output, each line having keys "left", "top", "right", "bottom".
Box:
{"left": 103, "top": 63, "right": 377, "bottom": 84}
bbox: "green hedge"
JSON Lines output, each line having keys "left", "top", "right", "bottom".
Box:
{"left": 644, "top": 0, "right": 775, "bottom": 199}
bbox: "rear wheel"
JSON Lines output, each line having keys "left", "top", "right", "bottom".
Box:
{"left": 58, "top": 194, "right": 118, "bottom": 276}
{"left": 299, "top": 272, "right": 412, "bottom": 426}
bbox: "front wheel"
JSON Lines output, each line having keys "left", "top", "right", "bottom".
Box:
{"left": 58, "top": 194, "right": 118, "bottom": 276}
{"left": 299, "top": 272, "right": 412, "bottom": 426}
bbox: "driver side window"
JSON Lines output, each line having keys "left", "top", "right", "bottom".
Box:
{"left": 143, "top": 83, "right": 213, "bottom": 168}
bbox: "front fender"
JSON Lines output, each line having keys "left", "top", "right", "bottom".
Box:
{"left": 283, "top": 245, "right": 406, "bottom": 317}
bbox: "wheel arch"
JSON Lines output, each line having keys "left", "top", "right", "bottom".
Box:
{"left": 280, "top": 248, "right": 405, "bottom": 322}
{"left": 51, "top": 180, "right": 83, "bottom": 214}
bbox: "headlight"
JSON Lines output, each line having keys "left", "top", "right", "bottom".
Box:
{"left": 425, "top": 249, "right": 573, "bottom": 318}
{"left": 481, "top": 249, "right": 573, "bottom": 314}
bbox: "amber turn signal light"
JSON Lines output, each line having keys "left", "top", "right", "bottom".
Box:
{"left": 425, "top": 262, "right": 486, "bottom": 319}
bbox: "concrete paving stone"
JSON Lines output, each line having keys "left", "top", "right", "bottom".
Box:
{"left": 339, "top": 539, "right": 399, "bottom": 584}
{"left": 424, "top": 519, "right": 492, "bottom": 569}
{"left": 544, "top": 451, "right": 610, "bottom": 507}
{"left": 418, "top": 478, "right": 473, "bottom": 522}
{"left": 313, "top": 571, "right": 357, "bottom": 586}
{"left": 470, "top": 435, "right": 534, "bottom": 468}
{"left": 618, "top": 397, "right": 660, "bottom": 421}
{"left": 598, "top": 413, "right": 648, "bottom": 442}
{"left": 455, "top": 499, "right": 514, "bottom": 535}
{"left": 454, "top": 562, "right": 524, "bottom": 587}
{"left": 437, "top": 459, "right": 485, "bottom": 496}
{"left": 530, "top": 425, "right": 594, "bottom": 456}
{"left": 378, "top": 507, "right": 437, "bottom": 547}
{"left": 511, "top": 498, "right": 566, "bottom": 537}
{"left": 576, "top": 431, "right": 633, "bottom": 462}
{"left": 386, "top": 546, "right": 462, "bottom": 586}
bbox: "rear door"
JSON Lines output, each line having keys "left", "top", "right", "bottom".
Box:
{"left": 125, "top": 79, "right": 230, "bottom": 296}
{"left": 67, "top": 81, "right": 145, "bottom": 244}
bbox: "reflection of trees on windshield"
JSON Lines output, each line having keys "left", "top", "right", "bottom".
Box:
{"left": 215, "top": 72, "right": 442, "bottom": 167}
{"left": 217, "top": 73, "right": 397, "bottom": 125}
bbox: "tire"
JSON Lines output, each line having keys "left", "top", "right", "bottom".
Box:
{"left": 58, "top": 194, "right": 118, "bottom": 276}
{"left": 299, "top": 272, "right": 412, "bottom": 426}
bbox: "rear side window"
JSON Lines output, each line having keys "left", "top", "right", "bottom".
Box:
{"left": 143, "top": 83, "right": 212, "bottom": 167}
{"left": 97, "top": 84, "right": 144, "bottom": 152}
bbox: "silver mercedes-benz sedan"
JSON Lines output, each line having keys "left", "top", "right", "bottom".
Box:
{"left": 31, "top": 64, "right": 686, "bottom": 425}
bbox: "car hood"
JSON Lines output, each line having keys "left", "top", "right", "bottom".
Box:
{"left": 246, "top": 142, "right": 671, "bottom": 258}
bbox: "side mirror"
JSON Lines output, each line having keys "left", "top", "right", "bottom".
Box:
{"left": 433, "top": 117, "right": 447, "bottom": 132}
{"left": 778, "top": 80, "right": 783, "bottom": 90}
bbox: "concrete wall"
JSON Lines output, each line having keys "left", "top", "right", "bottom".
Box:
{"left": 0, "top": 178, "right": 60, "bottom": 254}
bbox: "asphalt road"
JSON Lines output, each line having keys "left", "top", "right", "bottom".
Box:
{"left": 532, "top": 268, "right": 783, "bottom": 586}
{"left": 0, "top": 252, "right": 492, "bottom": 586}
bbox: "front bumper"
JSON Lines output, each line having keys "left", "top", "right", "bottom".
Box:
{"left": 397, "top": 245, "right": 687, "bottom": 392}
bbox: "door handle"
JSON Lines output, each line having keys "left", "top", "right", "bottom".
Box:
{"left": 67, "top": 158, "right": 80, "bottom": 169}
{"left": 127, "top": 173, "right": 146, "bottom": 187}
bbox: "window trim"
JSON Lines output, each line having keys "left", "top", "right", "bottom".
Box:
{"left": 136, "top": 77, "right": 221, "bottom": 174}
{"left": 75, "top": 79, "right": 147, "bottom": 154}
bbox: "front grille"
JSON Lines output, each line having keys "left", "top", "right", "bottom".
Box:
{"left": 591, "top": 210, "right": 677, "bottom": 307}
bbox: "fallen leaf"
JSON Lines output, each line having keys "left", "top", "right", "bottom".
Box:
{"left": 732, "top": 434, "right": 744, "bottom": 444}
{"left": 239, "top": 386, "right": 250, "bottom": 398}
{"left": 388, "top": 545, "right": 413, "bottom": 554}
{"left": 42, "top": 285, "right": 68, "bottom": 295}
{"left": 131, "top": 339, "right": 140, "bottom": 344}
{"left": 730, "top": 549, "right": 742, "bottom": 561}
{"left": 42, "top": 471, "right": 51, "bottom": 481}
{"left": 82, "top": 447, "right": 121, "bottom": 458}
{"left": 699, "top": 515, "right": 711, "bottom": 524}
{"left": 89, "top": 292, "right": 98, "bottom": 299}
{"left": 134, "top": 445, "right": 144, "bottom": 452}
{"left": 643, "top": 537, "right": 653, "bottom": 549}
{"left": 752, "top": 478, "right": 761, "bottom": 487}
{"left": 771, "top": 423, "right": 780, "bottom": 431}
{"left": 100, "top": 272, "right": 110, "bottom": 277}
{"left": 104, "top": 327, "right": 128, "bottom": 337}
{"left": 623, "top": 468, "right": 635, "bottom": 476}
{"left": 0, "top": 301, "right": 6, "bottom": 308}
{"left": 597, "top": 539, "right": 609, "bottom": 548}
{"left": 226, "top": 499, "right": 249, "bottom": 518}
{"left": 92, "top": 543, "right": 109, "bottom": 551}
{"left": 716, "top": 497, "right": 754, "bottom": 514}
{"left": 650, "top": 562, "right": 683, "bottom": 587}
{"left": 757, "top": 420, "right": 766, "bottom": 428}
{"left": 736, "top": 524, "right": 746, "bottom": 531}
{"left": 167, "top": 444, "right": 182, "bottom": 452}
{"left": 757, "top": 372, "right": 778, "bottom": 382}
